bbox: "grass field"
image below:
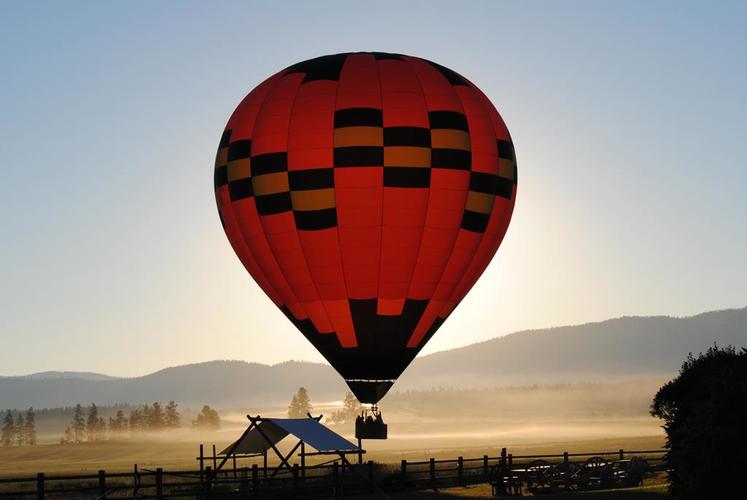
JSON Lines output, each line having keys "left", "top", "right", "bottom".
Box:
{"left": 0, "top": 433, "right": 665, "bottom": 477}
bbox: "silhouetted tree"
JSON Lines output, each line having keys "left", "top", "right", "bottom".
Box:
{"left": 61, "top": 426, "right": 73, "bottom": 444}
{"left": 109, "top": 410, "right": 128, "bottom": 434}
{"left": 129, "top": 408, "right": 144, "bottom": 432}
{"left": 149, "top": 402, "right": 165, "bottom": 430}
{"left": 288, "top": 387, "right": 312, "bottom": 418}
{"left": 23, "top": 408, "right": 36, "bottom": 446}
{"left": 71, "top": 404, "right": 86, "bottom": 443}
{"left": 1, "top": 411, "right": 14, "bottom": 447}
{"left": 14, "top": 414, "right": 24, "bottom": 446}
{"left": 165, "top": 401, "right": 180, "bottom": 428}
{"left": 330, "top": 392, "right": 361, "bottom": 424}
{"left": 651, "top": 345, "right": 747, "bottom": 500}
{"left": 192, "top": 405, "right": 220, "bottom": 430}
{"left": 86, "top": 404, "right": 103, "bottom": 441}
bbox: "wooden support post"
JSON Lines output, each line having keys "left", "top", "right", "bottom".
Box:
{"left": 252, "top": 464, "right": 259, "bottom": 500}
{"left": 483, "top": 455, "right": 489, "bottom": 481}
{"left": 155, "top": 468, "right": 163, "bottom": 500}
{"left": 563, "top": 452, "right": 570, "bottom": 488}
{"left": 36, "top": 472, "right": 44, "bottom": 500}
{"left": 205, "top": 466, "right": 212, "bottom": 496}
{"left": 98, "top": 470, "right": 106, "bottom": 498}
{"left": 430, "top": 458, "right": 436, "bottom": 489}
{"left": 457, "top": 456, "right": 464, "bottom": 486}
{"left": 232, "top": 453, "right": 237, "bottom": 479}
{"left": 368, "top": 460, "right": 374, "bottom": 482}
{"left": 212, "top": 444, "right": 217, "bottom": 470}
{"left": 199, "top": 444, "right": 204, "bottom": 483}
{"left": 333, "top": 461, "right": 339, "bottom": 488}
{"left": 619, "top": 448, "right": 625, "bottom": 460}
{"left": 508, "top": 454, "right": 513, "bottom": 467}
{"left": 401, "top": 459, "right": 407, "bottom": 478}
{"left": 293, "top": 463, "right": 299, "bottom": 491}
{"left": 300, "top": 441, "right": 306, "bottom": 480}
{"left": 358, "top": 437, "right": 363, "bottom": 465}
{"left": 263, "top": 450, "right": 268, "bottom": 480}
{"left": 133, "top": 464, "right": 139, "bottom": 497}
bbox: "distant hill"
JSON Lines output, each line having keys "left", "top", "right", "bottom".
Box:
{"left": 1, "top": 307, "right": 745, "bottom": 410}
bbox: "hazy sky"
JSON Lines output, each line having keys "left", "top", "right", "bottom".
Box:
{"left": 1, "top": 1, "right": 745, "bottom": 377}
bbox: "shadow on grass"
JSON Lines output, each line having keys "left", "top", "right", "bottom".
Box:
{"left": 366, "top": 484, "right": 671, "bottom": 499}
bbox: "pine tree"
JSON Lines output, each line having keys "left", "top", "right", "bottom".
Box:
{"left": 1, "top": 411, "right": 14, "bottom": 447}
{"left": 149, "top": 402, "right": 165, "bottom": 430}
{"left": 86, "top": 404, "right": 100, "bottom": 441}
{"left": 288, "top": 387, "right": 312, "bottom": 418}
{"left": 109, "top": 410, "right": 128, "bottom": 434}
{"left": 129, "top": 409, "right": 143, "bottom": 432}
{"left": 192, "top": 405, "right": 220, "bottom": 430}
{"left": 14, "top": 414, "right": 24, "bottom": 446}
{"left": 61, "top": 426, "right": 73, "bottom": 444}
{"left": 24, "top": 408, "right": 36, "bottom": 446}
{"left": 165, "top": 401, "right": 180, "bottom": 428}
{"left": 72, "top": 404, "right": 86, "bottom": 443}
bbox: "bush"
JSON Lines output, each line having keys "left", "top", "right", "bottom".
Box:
{"left": 651, "top": 345, "right": 747, "bottom": 499}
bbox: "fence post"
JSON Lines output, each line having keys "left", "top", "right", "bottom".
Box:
{"left": 508, "top": 454, "right": 513, "bottom": 467}
{"left": 457, "top": 456, "right": 464, "bottom": 486}
{"left": 199, "top": 444, "right": 204, "bottom": 484}
{"left": 133, "top": 464, "right": 139, "bottom": 497}
{"left": 483, "top": 455, "right": 489, "bottom": 481}
{"left": 333, "top": 461, "right": 339, "bottom": 488}
{"left": 204, "top": 466, "right": 212, "bottom": 497}
{"left": 251, "top": 464, "right": 259, "bottom": 500}
{"left": 619, "top": 448, "right": 625, "bottom": 460}
{"left": 212, "top": 444, "right": 217, "bottom": 471}
{"left": 368, "top": 460, "right": 374, "bottom": 482}
{"left": 155, "top": 467, "right": 163, "bottom": 500}
{"left": 401, "top": 459, "right": 407, "bottom": 479}
{"left": 563, "top": 452, "right": 570, "bottom": 488}
{"left": 36, "top": 472, "right": 44, "bottom": 500}
{"left": 430, "top": 458, "right": 436, "bottom": 489}
{"left": 98, "top": 469, "right": 106, "bottom": 498}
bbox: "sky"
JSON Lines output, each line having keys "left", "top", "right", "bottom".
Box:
{"left": 1, "top": 1, "right": 745, "bottom": 377}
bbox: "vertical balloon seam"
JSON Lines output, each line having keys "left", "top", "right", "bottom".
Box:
{"left": 372, "top": 54, "right": 387, "bottom": 367}
{"left": 281, "top": 71, "right": 344, "bottom": 344}
{"left": 401, "top": 56, "right": 473, "bottom": 347}
{"left": 242, "top": 71, "right": 312, "bottom": 325}
{"left": 328, "top": 56, "right": 355, "bottom": 350}
{"left": 405, "top": 59, "right": 467, "bottom": 312}
{"left": 217, "top": 77, "right": 289, "bottom": 309}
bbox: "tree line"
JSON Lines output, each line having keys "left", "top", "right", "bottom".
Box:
{"left": 287, "top": 387, "right": 362, "bottom": 425}
{"left": 58, "top": 402, "right": 221, "bottom": 444}
{"left": 1, "top": 408, "right": 36, "bottom": 447}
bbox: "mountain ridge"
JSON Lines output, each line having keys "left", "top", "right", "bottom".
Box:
{"left": 2, "top": 306, "right": 745, "bottom": 409}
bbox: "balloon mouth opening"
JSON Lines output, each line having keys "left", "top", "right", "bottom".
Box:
{"left": 345, "top": 379, "right": 395, "bottom": 405}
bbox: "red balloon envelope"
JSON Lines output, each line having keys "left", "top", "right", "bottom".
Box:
{"left": 214, "top": 53, "right": 517, "bottom": 404}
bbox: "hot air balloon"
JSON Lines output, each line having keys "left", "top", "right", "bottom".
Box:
{"left": 214, "top": 52, "right": 517, "bottom": 418}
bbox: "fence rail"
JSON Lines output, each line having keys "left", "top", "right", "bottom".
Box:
{"left": 0, "top": 447, "right": 666, "bottom": 499}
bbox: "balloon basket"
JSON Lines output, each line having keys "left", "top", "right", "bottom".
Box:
{"left": 355, "top": 405, "right": 388, "bottom": 440}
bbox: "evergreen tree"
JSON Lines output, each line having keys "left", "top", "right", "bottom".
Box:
{"left": 149, "top": 402, "right": 165, "bottom": 430}
{"left": 129, "top": 409, "right": 143, "bottom": 432}
{"left": 61, "top": 426, "right": 73, "bottom": 444}
{"left": 14, "top": 414, "right": 24, "bottom": 446}
{"left": 330, "top": 392, "right": 361, "bottom": 424}
{"left": 165, "top": 401, "right": 180, "bottom": 428}
{"left": 24, "top": 408, "right": 36, "bottom": 446}
{"left": 71, "top": 404, "right": 86, "bottom": 443}
{"left": 109, "top": 410, "right": 128, "bottom": 434}
{"left": 192, "top": 405, "right": 220, "bottom": 430}
{"left": 86, "top": 404, "right": 100, "bottom": 441}
{"left": 288, "top": 387, "right": 312, "bottom": 418}
{"left": 1, "top": 411, "right": 14, "bottom": 447}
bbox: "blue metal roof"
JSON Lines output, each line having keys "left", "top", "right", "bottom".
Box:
{"left": 220, "top": 418, "right": 358, "bottom": 455}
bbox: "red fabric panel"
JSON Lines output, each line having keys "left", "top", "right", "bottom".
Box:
{"left": 335, "top": 55, "right": 383, "bottom": 301}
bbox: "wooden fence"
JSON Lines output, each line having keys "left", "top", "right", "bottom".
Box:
{"left": 0, "top": 448, "right": 666, "bottom": 499}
